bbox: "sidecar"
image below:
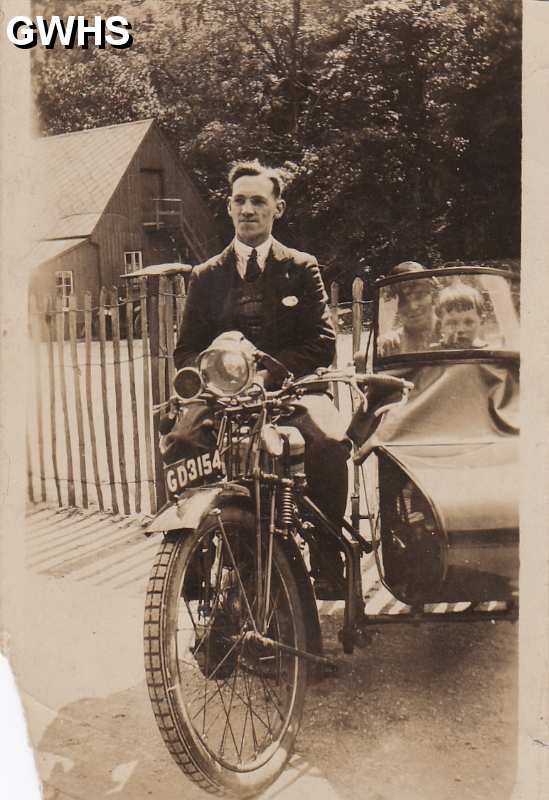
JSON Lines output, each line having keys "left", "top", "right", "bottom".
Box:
{"left": 358, "top": 266, "right": 519, "bottom": 608}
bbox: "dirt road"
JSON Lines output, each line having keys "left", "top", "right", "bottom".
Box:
{"left": 13, "top": 505, "right": 518, "bottom": 800}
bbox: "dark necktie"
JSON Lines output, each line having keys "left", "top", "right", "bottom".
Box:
{"left": 245, "top": 248, "right": 261, "bottom": 282}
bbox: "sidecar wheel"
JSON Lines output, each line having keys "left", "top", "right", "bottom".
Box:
{"left": 144, "top": 507, "right": 308, "bottom": 797}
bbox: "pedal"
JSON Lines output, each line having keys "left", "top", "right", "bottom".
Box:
{"left": 353, "top": 625, "right": 371, "bottom": 648}
{"left": 348, "top": 612, "right": 372, "bottom": 647}
{"left": 314, "top": 578, "right": 346, "bottom": 601}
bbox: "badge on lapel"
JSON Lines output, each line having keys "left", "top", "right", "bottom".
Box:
{"left": 282, "top": 295, "right": 299, "bottom": 308}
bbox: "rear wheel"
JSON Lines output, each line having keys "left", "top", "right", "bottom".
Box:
{"left": 144, "top": 506, "right": 308, "bottom": 797}
{"left": 375, "top": 458, "right": 444, "bottom": 604}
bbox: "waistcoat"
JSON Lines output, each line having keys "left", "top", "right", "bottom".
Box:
{"left": 228, "top": 273, "right": 266, "bottom": 347}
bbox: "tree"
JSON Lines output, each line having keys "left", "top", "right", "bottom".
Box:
{"left": 32, "top": 0, "right": 521, "bottom": 289}
{"left": 286, "top": 0, "right": 521, "bottom": 282}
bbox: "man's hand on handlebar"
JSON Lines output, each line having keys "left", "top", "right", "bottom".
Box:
{"left": 253, "top": 368, "right": 276, "bottom": 391}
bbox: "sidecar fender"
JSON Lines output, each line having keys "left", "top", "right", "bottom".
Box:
{"left": 376, "top": 440, "right": 519, "bottom": 600}
{"left": 145, "top": 483, "right": 250, "bottom": 534}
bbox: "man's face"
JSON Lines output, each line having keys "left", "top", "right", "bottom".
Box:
{"left": 227, "top": 174, "right": 285, "bottom": 247}
{"left": 440, "top": 307, "right": 482, "bottom": 346}
{"left": 397, "top": 281, "right": 434, "bottom": 333}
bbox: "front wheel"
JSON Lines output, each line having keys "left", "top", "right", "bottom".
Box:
{"left": 144, "top": 506, "right": 308, "bottom": 797}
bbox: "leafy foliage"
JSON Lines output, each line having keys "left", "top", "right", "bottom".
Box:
{"left": 32, "top": 0, "right": 521, "bottom": 290}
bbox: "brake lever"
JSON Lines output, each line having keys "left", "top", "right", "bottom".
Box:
{"left": 152, "top": 397, "right": 178, "bottom": 414}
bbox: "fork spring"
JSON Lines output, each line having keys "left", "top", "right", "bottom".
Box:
{"left": 279, "top": 484, "right": 294, "bottom": 527}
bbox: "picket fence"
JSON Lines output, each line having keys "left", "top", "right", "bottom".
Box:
{"left": 26, "top": 276, "right": 369, "bottom": 516}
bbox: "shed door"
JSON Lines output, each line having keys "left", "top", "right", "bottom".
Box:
{"left": 141, "top": 169, "right": 164, "bottom": 224}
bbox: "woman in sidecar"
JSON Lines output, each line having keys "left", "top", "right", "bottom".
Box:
{"left": 352, "top": 264, "right": 520, "bottom": 609}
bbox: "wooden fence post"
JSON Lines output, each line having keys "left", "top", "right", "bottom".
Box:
{"left": 330, "top": 281, "right": 340, "bottom": 409}
{"left": 147, "top": 276, "right": 166, "bottom": 509}
{"left": 352, "top": 277, "right": 364, "bottom": 364}
{"left": 164, "top": 275, "right": 175, "bottom": 395}
{"left": 174, "top": 275, "right": 186, "bottom": 334}
{"left": 56, "top": 295, "right": 76, "bottom": 507}
{"left": 126, "top": 282, "right": 142, "bottom": 514}
{"left": 84, "top": 292, "right": 104, "bottom": 511}
{"left": 69, "top": 293, "right": 88, "bottom": 508}
{"left": 140, "top": 280, "right": 157, "bottom": 513}
{"left": 46, "top": 296, "right": 63, "bottom": 506}
{"left": 110, "top": 287, "right": 131, "bottom": 515}
{"left": 30, "top": 295, "right": 47, "bottom": 502}
{"left": 158, "top": 275, "right": 168, "bottom": 407}
{"left": 350, "top": 277, "right": 364, "bottom": 534}
{"left": 26, "top": 429, "right": 34, "bottom": 503}
{"left": 99, "top": 287, "right": 119, "bottom": 514}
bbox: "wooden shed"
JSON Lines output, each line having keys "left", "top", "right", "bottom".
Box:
{"left": 27, "top": 118, "right": 222, "bottom": 305}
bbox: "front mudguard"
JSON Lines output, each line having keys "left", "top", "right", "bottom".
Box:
{"left": 145, "top": 482, "right": 323, "bottom": 660}
{"left": 145, "top": 482, "right": 250, "bottom": 534}
{"left": 277, "top": 532, "right": 323, "bottom": 661}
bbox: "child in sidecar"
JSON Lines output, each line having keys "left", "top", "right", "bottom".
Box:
{"left": 434, "top": 282, "right": 488, "bottom": 349}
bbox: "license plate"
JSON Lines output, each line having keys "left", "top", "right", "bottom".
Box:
{"left": 164, "top": 449, "right": 224, "bottom": 496}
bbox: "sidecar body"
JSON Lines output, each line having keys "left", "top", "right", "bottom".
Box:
{"left": 364, "top": 266, "right": 519, "bottom": 605}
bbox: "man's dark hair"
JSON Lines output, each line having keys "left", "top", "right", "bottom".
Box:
{"left": 228, "top": 160, "right": 284, "bottom": 198}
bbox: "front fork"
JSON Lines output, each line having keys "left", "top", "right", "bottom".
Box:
{"left": 249, "top": 433, "right": 366, "bottom": 655}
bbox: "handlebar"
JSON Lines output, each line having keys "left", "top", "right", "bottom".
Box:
{"left": 154, "top": 367, "right": 413, "bottom": 414}
{"left": 355, "top": 373, "right": 412, "bottom": 390}
{"left": 283, "top": 368, "right": 412, "bottom": 397}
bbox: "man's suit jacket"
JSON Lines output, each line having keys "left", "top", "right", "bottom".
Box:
{"left": 174, "top": 239, "right": 336, "bottom": 378}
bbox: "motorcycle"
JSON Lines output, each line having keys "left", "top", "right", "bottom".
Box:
{"left": 142, "top": 265, "right": 519, "bottom": 797}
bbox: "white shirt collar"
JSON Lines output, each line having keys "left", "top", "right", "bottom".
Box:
{"left": 234, "top": 236, "right": 273, "bottom": 279}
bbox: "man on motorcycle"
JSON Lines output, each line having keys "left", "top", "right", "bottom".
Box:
{"left": 174, "top": 160, "right": 350, "bottom": 598}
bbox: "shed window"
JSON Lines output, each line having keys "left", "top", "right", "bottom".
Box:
{"left": 55, "top": 271, "right": 74, "bottom": 310}
{"left": 124, "top": 251, "right": 143, "bottom": 273}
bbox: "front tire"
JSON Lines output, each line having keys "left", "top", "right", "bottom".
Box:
{"left": 144, "top": 506, "right": 308, "bottom": 797}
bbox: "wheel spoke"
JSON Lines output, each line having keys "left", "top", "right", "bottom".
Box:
{"left": 238, "top": 688, "right": 251, "bottom": 757}
{"left": 146, "top": 518, "right": 306, "bottom": 784}
{"left": 181, "top": 592, "right": 222, "bottom": 642}
{"left": 188, "top": 672, "right": 234, "bottom": 723}
{"left": 260, "top": 662, "right": 273, "bottom": 733}
{"left": 240, "top": 653, "right": 259, "bottom": 752}
{"left": 264, "top": 587, "right": 282, "bottom": 634}
{"left": 218, "top": 652, "right": 242, "bottom": 759}
{"left": 201, "top": 676, "right": 244, "bottom": 741}
{"left": 183, "top": 610, "right": 288, "bottom": 747}
{"left": 187, "top": 633, "right": 246, "bottom": 715}
{"left": 231, "top": 684, "right": 272, "bottom": 735}
{"left": 189, "top": 643, "right": 284, "bottom": 732}
{"left": 254, "top": 661, "right": 288, "bottom": 724}
{"left": 217, "top": 517, "right": 258, "bottom": 632}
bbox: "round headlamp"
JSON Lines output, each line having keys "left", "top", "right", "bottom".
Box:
{"left": 173, "top": 367, "right": 203, "bottom": 400}
{"left": 198, "top": 331, "right": 257, "bottom": 397}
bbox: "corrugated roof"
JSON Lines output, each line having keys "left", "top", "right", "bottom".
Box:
{"left": 25, "top": 238, "right": 88, "bottom": 273}
{"left": 39, "top": 119, "right": 154, "bottom": 239}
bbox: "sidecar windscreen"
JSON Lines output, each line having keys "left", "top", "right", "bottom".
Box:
{"left": 375, "top": 269, "right": 519, "bottom": 362}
